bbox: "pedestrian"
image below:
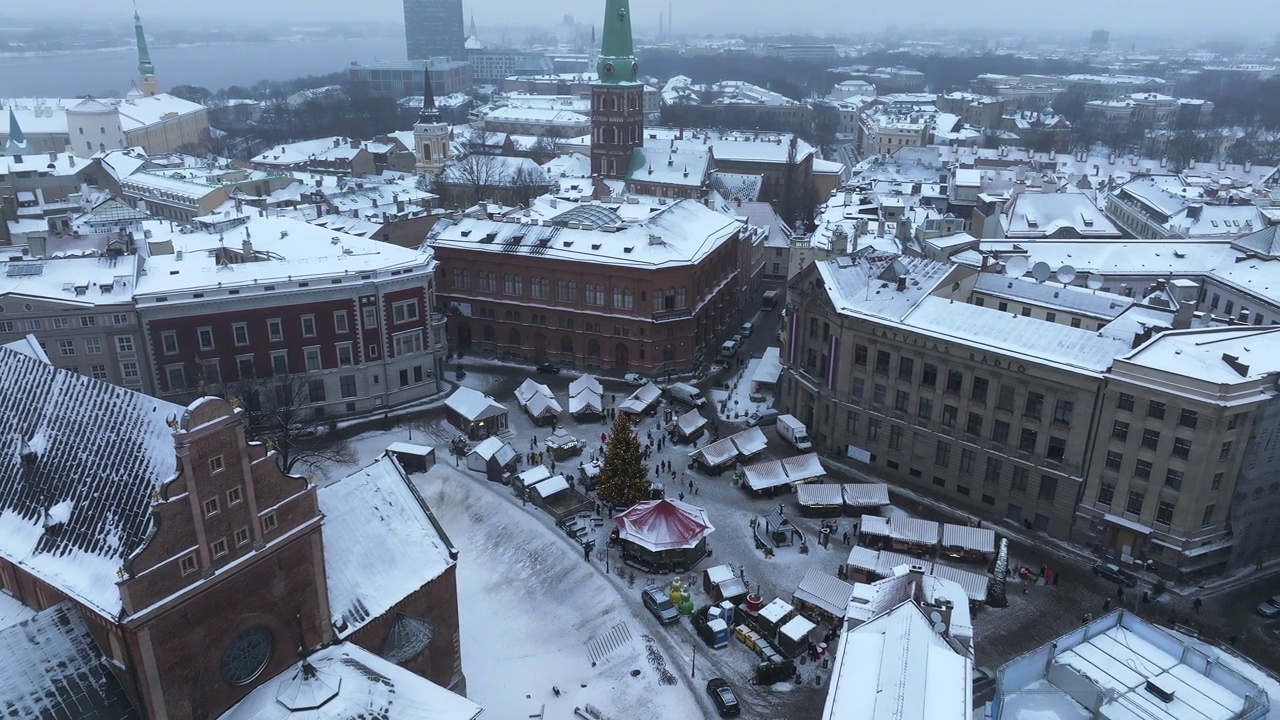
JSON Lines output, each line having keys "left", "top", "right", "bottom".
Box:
{"left": 842, "top": 531, "right": 849, "bottom": 545}
{"left": 1193, "top": 598, "right": 1203, "bottom": 615}
{"left": 1053, "top": 572, "right": 1059, "bottom": 586}
{"left": 655, "top": 464, "right": 660, "bottom": 475}
{"left": 1117, "top": 586, "right": 1124, "bottom": 601}
{"left": 601, "top": 432, "right": 607, "bottom": 444}
{"left": 530, "top": 437, "right": 537, "bottom": 450}
{"left": 551, "top": 460, "right": 556, "bottom": 473}
{"left": 679, "top": 492, "right": 685, "bottom": 501}
{"left": 689, "top": 479, "right": 694, "bottom": 492}
{"left": 1103, "top": 597, "right": 1112, "bottom": 612}
{"left": 694, "top": 484, "right": 698, "bottom": 494}
{"left": 671, "top": 470, "right": 677, "bottom": 481}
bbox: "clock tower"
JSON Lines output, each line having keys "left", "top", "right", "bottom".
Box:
{"left": 413, "top": 63, "right": 449, "bottom": 175}
{"left": 590, "top": 0, "right": 644, "bottom": 180}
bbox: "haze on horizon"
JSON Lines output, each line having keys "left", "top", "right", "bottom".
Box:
{"left": 9, "top": 0, "right": 1278, "bottom": 40}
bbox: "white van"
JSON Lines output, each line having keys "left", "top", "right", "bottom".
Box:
{"left": 720, "top": 339, "right": 741, "bottom": 357}
{"left": 667, "top": 382, "right": 707, "bottom": 407}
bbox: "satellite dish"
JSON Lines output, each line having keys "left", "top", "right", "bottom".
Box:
{"left": 930, "top": 610, "right": 943, "bottom": 623}
{"left": 1031, "top": 261, "right": 1052, "bottom": 283}
{"left": 1086, "top": 273, "right": 1104, "bottom": 290}
{"left": 1004, "top": 255, "right": 1029, "bottom": 277}
{"left": 1056, "top": 265, "right": 1078, "bottom": 284}
{"left": 933, "top": 621, "right": 947, "bottom": 633}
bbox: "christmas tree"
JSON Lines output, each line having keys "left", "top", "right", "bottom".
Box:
{"left": 987, "top": 537, "right": 1009, "bottom": 608}
{"left": 595, "top": 413, "right": 650, "bottom": 509}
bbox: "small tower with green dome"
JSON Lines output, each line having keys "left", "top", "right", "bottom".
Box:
{"left": 590, "top": 0, "right": 645, "bottom": 180}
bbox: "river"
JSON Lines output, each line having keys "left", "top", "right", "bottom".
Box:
{"left": 0, "top": 36, "right": 406, "bottom": 97}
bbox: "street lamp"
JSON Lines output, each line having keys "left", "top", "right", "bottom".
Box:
{"left": 691, "top": 632, "right": 696, "bottom": 679}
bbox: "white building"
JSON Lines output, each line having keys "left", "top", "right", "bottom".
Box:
{"left": 0, "top": 95, "right": 210, "bottom": 157}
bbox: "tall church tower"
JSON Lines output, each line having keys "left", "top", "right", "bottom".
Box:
{"left": 134, "top": 4, "right": 158, "bottom": 96}
{"left": 413, "top": 63, "right": 449, "bottom": 175}
{"left": 590, "top": 0, "right": 644, "bottom": 180}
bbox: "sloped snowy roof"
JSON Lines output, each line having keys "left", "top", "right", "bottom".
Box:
{"left": 468, "top": 436, "right": 513, "bottom": 463}
{"left": 0, "top": 346, "right": 183, "bottom": 618}
{"left": 751, "top": 347, "right": 784, "bottom": 385}
{"left": 676, "top": 409, "right": 708, "bottom": 435}
{"left": 859, "top": 514, "right": 893, "bottom": 538}
{"left": 446, "top": 386, "right": 507, "bottom": 421}
{"left": 614, "top": 499, "right": 714, "bottom": 552}
{"left": 515, "top": 378, "right": 562, "bottom": 417}
{"left": 568, "top": 388, "right": 603, "bottom": 415}
{"left": 928, "top": 564, "right": 990, "bottom": 603}
{"left": 514, "top": 465, "right": 552, "bottom": 490}
{"left": 742, "top": 452, "right": 823, "bottom": 492}
{"left": 796, "top": 483, "right": 844, "bottom": 507}
{"left": 619, "top": 382, "right": 662, "bottom": 414}
{"left": 0, "top": 602, "right": 139, "bottom": 719}
{"left": 818, "top": 252, "right": 958, "bottom": 323}
{"left": 532, "top": 474, "right": 570, "bottom": 498}
{"left": 217, "top": 642, "right": 482, "bottom": 720}
{"left": 318, "top": 455, "right": 455, "bottom": 638}
{"left": 974, "top": 274, "right": 1133, "bottom": 320}
{"left": 731, "top": 426, "right": 769, "bottom": 457}
{"left": 794, "top": 569, "right": 857, "bottom": 619}
{"left": 823, "top": 600, "right": 972, "bottom": 720}
{"left": 569, "top": 374, "right": 603, "bottom": 397}
{"left": 843, "top": 483, "right": 891, "bottom": 507}
{"left": 0, "top": 591, "right": 34, "bottom": 631}
{"left": 1118, "top": 326, "right": 1280, "bottom": 386}
{"left": 846, "top": 545, "right": 881, "bottom": 572}
{"left": 940, "top": 524, "right": 996, "bottom": 554}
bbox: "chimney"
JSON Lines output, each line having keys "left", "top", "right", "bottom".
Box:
{"left": 242, "top": 234, "right": 254, "bottom": 259}
{"left": 1244, "top": 160, "right": 1253, "bottom": 173}
{"left": 928, "top": 599, "right": 955, "bottom": 636}
{"left": 906, "top": 564, "right": 925, "bottom": 587}
{"left": 1173, "top": 299, "right": 1196, "bottom": 330}
{"left": 896, "top": 276, "right": 907, "bottom": 292}
{"left": 333, "top": 137, "right": 342, "bottom": 148}
{"left": 1238, "top": 308, "right": 1250, "bottom": 324}
{"left": 48, "top": 150, "right": 57, "bottom": 163}
{"left": 67, "top": 155, "right": 75, "bottom": 167}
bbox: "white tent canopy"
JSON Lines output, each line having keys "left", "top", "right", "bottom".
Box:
{"left": 618, "top": 382, "right": 661, "bottom": 414}
{"left": 532, "top": 475, "right": 570, "bottom": 498}
{"left": 568, "top": 375, "right": 603, "bottom": 416}
{"left": 742, "top": 452, "right": 825, "bottom": 492}
{"left": 446, "top": 386, "right": 506, "bottom": 421}
{"left": 796, "top": 483, "right": 844, "bottom": 507}
{"left": 751, "top": 346, "right": 783, "bottom": 386}
{"left": 842, "top": 483, "right": 891, "bottom": 508}
{"left": 941, "top": 524, "right": 996, "bottom": 554}
{"left": 515, "top": 378, "right": 562, "bottom": 418}
{"left": 676, "top": 409, "right": 708, "bottom": 436}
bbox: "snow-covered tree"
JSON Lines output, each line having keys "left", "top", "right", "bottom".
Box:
{"left": 987, "top": 538, "right": 1009, "bottom": 608}
{"left": 596, "top": 413, "right": 649, "bottom": 509}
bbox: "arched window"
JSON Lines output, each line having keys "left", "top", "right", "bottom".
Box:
{"left": 422, "top": 145, "right": 431, "bottom": 160}
{"left": 561, "top": 336, "right": 574, "bottom": 354}
{"left": 663, "top": 344, "right": 675, "bottom": 361}
{"left": 588, "top": 339, "right": 601, "bottom": 358}
{"left": 508, "top": 329, "right": 521, "bottom": 347}
{"left": 676, "top": 286, "right": 687, "bottom": 308}
{"left": 482, "top": 325, "right": 494, "bottom": 342}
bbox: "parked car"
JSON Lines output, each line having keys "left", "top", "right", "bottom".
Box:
{"left": 739, "top": 322, "right": 754, "bottom": 337}
{"left": 623, "top": 372, "right": 647, "bottom": 386}
{"left": 536, "top": 361, "right": 560, "bottom": 375}
{"left": 747, "top": 409, "right": 780, "bottom": 427}
{"left": 1091, "top": 562, "right": 1138, "bottom": 588}
{"left": 642, "top": 585, "right": 680, "bottom": 625}
{"left": 720, "top": 339, "right": 741, "bottom": 358}
{"left": 706, "top": 678, "right": 741, "bottom": 717}
{"left": 1255, "top": 595, "right": 1280, "bottom": 618}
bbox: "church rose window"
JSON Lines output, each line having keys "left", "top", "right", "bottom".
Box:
{"left": 220, "top": 626, "right": 273, "bottom": 685}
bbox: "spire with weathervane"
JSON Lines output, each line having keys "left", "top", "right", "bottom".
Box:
{"left": 590, "top": 0, "right": 644, "bottom": 180}
{"left": 133, "top": 2, "right": 158, "bottom": 96}
{"left": 413, "top": 62, "right": 448, "bottom": 174}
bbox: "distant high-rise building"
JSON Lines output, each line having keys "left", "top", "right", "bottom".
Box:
{"left": 1089, "top": 29, "right": 1110, "bottom": 50}
{"left": 403, "top": 0, "right": 466, "bottom": 61}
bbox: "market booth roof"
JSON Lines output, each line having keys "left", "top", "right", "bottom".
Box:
{"left": 614, "top": 499, "right": 715, "bottom": 552}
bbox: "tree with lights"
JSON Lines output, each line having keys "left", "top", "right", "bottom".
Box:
{"left": 596, "top": 413, "right": 650, "bottom": 509}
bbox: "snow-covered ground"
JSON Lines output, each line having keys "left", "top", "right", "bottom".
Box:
{"left": 708, "top": 356, "right": 775, "bottom": 424}
{"left": 413, "top": 463, "right": 705, "bottom": 720}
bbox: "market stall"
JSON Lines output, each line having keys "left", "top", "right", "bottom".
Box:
{"left": 445, "top": 386, "right": 509, "bottom": 440}
{"left": 618, "top": 382, "right": 662, "bottom": 417}
{"left": 614, "top": 499, "right": 715, "bottom": 574}
{"left": 568, "top": 375, "right": 604, "bottom": 420}
{"left": 841, "top": 483, "right": 891, "bottom": 515}
{"left": 515, "top": 378, "right": 562, "bottom": 426}
{"left": 465, "top": 436, "right": 517, "bottom": 482}
{"left": 671, "top": 408, "right": 709, "bottom": 445}
{"left": 740, "top": 452, "right": 824, "bottom": 496}
{"left": 796, "top": 483, "right": 844, "bottom": 517}
{"left": 385, "top": 442, "right": 435, "bottom": 474}
{"left": 543, "top": 428, "right": 584, "bottom": 462}
{"left": 791, "top": 569, "right": 856, "bottom": 624}
{"left": 940, "top": 523, "right": 997, "bottom": 563}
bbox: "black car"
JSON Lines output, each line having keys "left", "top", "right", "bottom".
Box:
{"left": 706, "top": 678, "right": 740, "bottom": 717}
{"left": 1092, "top": 562, "right": 1138, "bottom": 588}
{"left": 536, "top": 361, "right": 560, "bottom": 375}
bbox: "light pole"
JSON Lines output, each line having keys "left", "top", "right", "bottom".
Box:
{"left": 691, "top": 633, "right": 696, "bottom": 679}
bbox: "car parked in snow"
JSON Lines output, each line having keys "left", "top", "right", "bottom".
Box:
{"left": 706, "top": 678, "right": 741, "bottom": 717}
{"left": 1255, "top": 595, "right": 1280, "bottom": 618}
{"left": 536, "top": 361, "right": 560, "bottom": 375}
{"left": 642, "top": 585, "right": 680, "bottom": 625}
{"left": 623, "top": 372, "right": 647, "bottom": 386}
{"left": 1091, "top": 562, "right": 1138, "bottom": 588}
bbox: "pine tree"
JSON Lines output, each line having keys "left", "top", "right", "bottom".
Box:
{"left": 987, "top": 538, "right": 1009, "bottom": 608}
{"left": 596, "top": 413, "right": 650, "bottom": 509}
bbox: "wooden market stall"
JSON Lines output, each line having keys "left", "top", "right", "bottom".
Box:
{"left": 940, "top": 523, "right": 997, "bottom": 563}
{"left": 445, "top": 387, "right": 509, "bottom": 440}
{"left": 515, "top": 378, "right": 562, "bottom": 426}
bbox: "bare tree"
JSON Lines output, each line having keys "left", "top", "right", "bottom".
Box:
{"left": 528, "top": 134, "right": 560, "bottom": 163}
{"left": 446, "top": 152, "right": 506, "bottom": 206}
{"left": 222, "top": 373, "right": 354, "bottom": 475}
{"left": 507, "top": 163, "right": 553, "bottom": 207}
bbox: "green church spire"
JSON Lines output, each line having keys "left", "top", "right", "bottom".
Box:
{"left": 7, "top": 108, "right": 27, "bottom": 150}
{"left": 134, "top": 6, "right": 154, "bottom": 76}
{"left": 596, "top": 0, "right": 637, "bottom": 84}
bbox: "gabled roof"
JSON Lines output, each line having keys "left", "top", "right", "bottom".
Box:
{"left": 218, "top": 642, "right": 482, "bottom": 720}
{"left": 444, "top": 386, "right": 507, "bottom": 422}
{"left": 1232, "top": 224, "right": 1280, "bottom": 259}
{"left": 318, "top": 455, "right": 455, "bottom": 638}
{"left": 0, "top": 602, "right": 140, "bottom": 719}
{"left": 0, "top": 347, "right": 183, "bottom": 618}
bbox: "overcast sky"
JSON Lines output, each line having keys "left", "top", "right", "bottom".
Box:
{"left": 11, "top": 0, "right": 1277, "bottom": 37}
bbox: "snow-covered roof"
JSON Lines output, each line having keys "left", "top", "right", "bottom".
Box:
{"left": 860, "top": 515, "right": 892, "bottom": 537}
{"left": 676, "top": 408, "right": 708, "bottom": 435}
{"left": 843, "top": 483, "right": 891, "bottom": 507}
{"left": 1117, "top": 326, "right": 1280, "bottom": 387}
{"left": 731, "top": 426, "right": 769, "bottom": 457}
{"left": 468, "top": 436, "right": 513, "bottom": 463}
{"left": 0, "top": 254, "right": 140, "bottom": 308}
{"left": 543, "top": 429, "right": 579, "bottom": 451}
{"left": 927, "top": 564, "right": 989, "bottom": 604}
{"left": 614, "top": 499, "right": 714, "bottom": 552}
{"left": 751, "top": 347, "right": 783, "bottom": 385}
{"left": 890, "top": 517, "right": 940, "bottom": 545}
{"left": 759, "top": 598, "right": 794, "bottom": 625}
{"left": 0, "top": 602, "right": 138, "bottom": 719}
{"left": 973, "top": 273, "right": 1134, "bottom": 320}
{"left": 741, "top": 452, "right": 824, "bottom": 492}
{"left": 690, "top": 435, "right": 739, "bottom": 467}
{"left": 446, "top": 386, "right": 507, "bottom": 422}
{"left": 217, "top": 642, "right": 483, "bottom": 720}
{"left": 1002, "top": 191, "right": 1122, "bottom": 238}
{"left": 846, "top": 545, "right": 881, "bottom": 572}
{"left": 319, "top": 455, "right": 455, "bottom": 638}
{"left": 629, "top": 141, "right": 714, "bottom": 189}
{"left": 569, "top": 374, "right": 603, "bottom": 397}
{"left": 619, "top": 382, "right": 663, "bottom": 414}
{"left": 134, "top": 217, "right": 432, "bottom": 299}
{"left": 794, "top": 569, "right": 857, "bottom": 618}
{"left": 780, "top": 614, "right": 817, "bottom": 642}
{"left": 385, "top": 441, "right": 433, "bottom": 458}
{"left": 905, "top": 295, "right": 1134, "bottom": 374}
{"left": 817, "top": 251, "right": 958, "bottom": 323}
{"left": 568, "top": 387, "right": 603, "bottom": 415}
{"left": 0, "top": 347, "right": 183, "bottom": 618}
{"left": 514, "top": 465, "right": 552, "bottom": 490}
{"left": 823, "top": 600, "right": 972, "bottom": 720}
{"left": 0, "top": 591, "right": 35, "bottom": 631}
{"left": 532, "top": 474, "right": 570, "bottom": 498}
{"left": 515, "top": 378, "right": 562, "bottom": 417}
{"left": 796, "top": 483, "right": 844, "bottom": 507}
{"left": 645, "top": 127, "right": 816, "bottom": 165}
{"left": 430, "top": 198, "right": 740, "bottom": 270}
{"left": 940, "top": 524, "right": 996, "bottom": 554}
